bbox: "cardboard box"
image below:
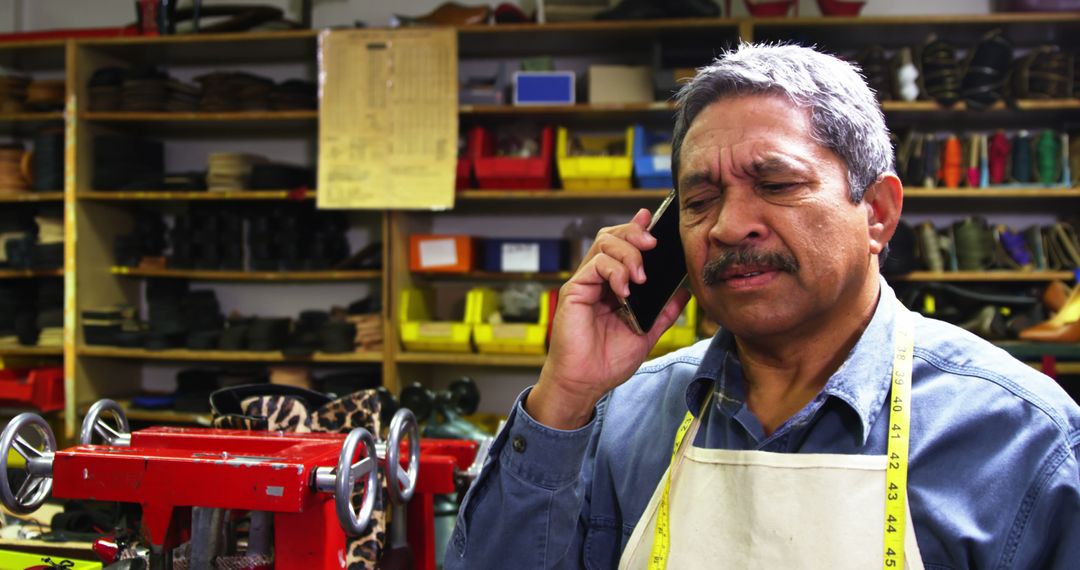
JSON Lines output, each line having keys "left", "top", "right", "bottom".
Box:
{"left": 409, "top": 235, "right": 474, "bottom": 273}
{"left": 514, "top": 71, "right": 575, "bottom": 105}
{"left": 588, "top": 65, "right": 653, "bottom": 104}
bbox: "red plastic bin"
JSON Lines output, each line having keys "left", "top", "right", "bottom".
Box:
{"left": 470, "top": 126, "right": 555, "bottom": 190}
{"left": 456, "top": 157, "right": 472, "bottom": 190}
{"left": 0, "top": 367, "right": 64, "bottom": 412}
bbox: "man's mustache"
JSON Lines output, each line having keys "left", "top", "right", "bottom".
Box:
{"left": 702, "top": 248, "right": 800, "bottom": 286}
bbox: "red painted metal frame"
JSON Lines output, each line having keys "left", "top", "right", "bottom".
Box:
{"left": 48, "top": 426, "right": 478, "bottom": 570}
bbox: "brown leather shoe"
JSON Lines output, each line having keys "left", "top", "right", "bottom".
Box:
{"left": 396, "top": 2, "right": 490, "bottom": 26}
{"left": 1043, "top": 280, "right": 1073, "bottom": 313}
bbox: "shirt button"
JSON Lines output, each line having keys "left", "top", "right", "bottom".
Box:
{"left": 512, "top": 435, "right": 526, "bottom": 453}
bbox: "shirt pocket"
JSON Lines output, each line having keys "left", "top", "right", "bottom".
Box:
{"left": 583, "top": 518, "right": 623, "bottom": 570}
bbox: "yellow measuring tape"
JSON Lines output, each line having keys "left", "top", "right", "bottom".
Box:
{"left": 884, "top": 310, "right": 914, "bottom": 569}
{"left": 648, "top": 309, "right": 915, "bottom": 570}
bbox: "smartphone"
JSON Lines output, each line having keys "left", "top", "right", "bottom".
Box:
{"left": 618, "top": 189, "right": 687, "bottom": 335}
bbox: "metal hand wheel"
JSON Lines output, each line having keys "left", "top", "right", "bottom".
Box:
{"left": 385, "top": 408, "right": 420, "bottom": 504}
{"left": 314, "top": 427, "right": 378, "bottom": 536}
{"left": 0, "top": 413, "right": 56, "bottom": 514}
{"left": 80, "top": 399, "right": 131, "bottom": 447}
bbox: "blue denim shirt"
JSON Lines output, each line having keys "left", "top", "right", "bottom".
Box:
{"left": 446, "top": 281, "right": 1080, "bottom": 569}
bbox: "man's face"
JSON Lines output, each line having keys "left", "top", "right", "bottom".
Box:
{"left": 677, "top": 94, "right": 880, "bottom": 340}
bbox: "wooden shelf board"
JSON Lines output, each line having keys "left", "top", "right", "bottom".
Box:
{"left": 457, "top": 189, "right": 669, "bottom": 200}
{"left": 414, "top": 270, "right": 572, "bottom": 282}
{"left": 458, "top": 17, "right": 740, "bottom": 34}
{"left": 112, "top": 266, "right": 382, "bottom": 281}
{"left": 0, "top": 268, "right": 62, "bottom": 279}
{"left": 0, "top": 345, "right": 62, "bottom": 357}
{"left": 122, "top": 406, "right": 212, "bottom": 425}
{"left": 78, "top": 190, "right": 315, "bottom": 201}
{"left": 396, "top": 351, "right": 546, "bottom": 367}
{"left": 77, "top": 29, "right": 319, "bottom": 47}
{"left": 0, "top": 38, "right": 68, "bottom": 50}
{"left": 892, "top": 271, "right": 1075, "bottom": 282}
{"left": 905, "top": 187, "right": 1080, "bottom": 198}
{"left": 461, "top": 99, "right": 1080, "bottom": 116}
{"left": 0, "top": 112, "right": 64, "bottom": 122}
{"left": 457, "top": 13, "right": 1080, "bottom": 34}
{"left": 883, "top": 99, "right": 1080, "bottom": 112}
{"left": 996, "top": 341, "right": 1080, "bottom": 359}
{"left": 461, "top": 102, "right": 673, "bottom": 114}
{"left": 81, "top": 110, "right": 317, "bottom": 122}
{"left": 77, "top": 346, "right": 383, "bottom": 363}
{"left": 749, "top": 13, "right": 1080, "bottom": 27}
{"left": 0, "top": 191, "right": 64, "bottom": 201}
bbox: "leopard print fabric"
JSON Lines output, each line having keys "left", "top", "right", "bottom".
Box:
{"left": 211, "top": 390, "right": 387, "bottom": 569}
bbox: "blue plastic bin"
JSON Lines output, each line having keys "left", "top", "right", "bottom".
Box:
{"left": 633, "top": 124, "right": 673, "bottom": 188}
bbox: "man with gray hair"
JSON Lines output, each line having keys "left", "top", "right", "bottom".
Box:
{"left": 445, "top": 44, "right": 1080, "bottom": 568}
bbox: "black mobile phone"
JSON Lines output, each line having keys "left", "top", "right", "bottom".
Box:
{"left": 618, "top": 189, "right": 687, "bottom": 335}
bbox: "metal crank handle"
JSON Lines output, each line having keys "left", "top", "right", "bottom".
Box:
{"left": 381, "top": 408, "right": 420, "bottom": 505}
{"left": 0, "top": 413, "right": 56, "bottom": 514}
{"left": 313, "top": 427, "right": 378, "bottom": 536}
{"left": 80, "top": 398, "right": 131, "bottom": 447}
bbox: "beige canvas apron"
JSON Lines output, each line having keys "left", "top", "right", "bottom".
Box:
{"left": 620, "top": 313, "right": 925, "bottom": 569}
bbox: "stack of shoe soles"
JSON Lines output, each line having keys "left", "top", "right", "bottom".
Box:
{"left": 895, "top": 129, "right": 1070, "bottom": 189}
{"left": 35, "top": 278, "right": 62, "bottom": 347}
{"left": 282, "top": 310, "right": 358, "bottom": 356}
{"left": 1010, "top": 46, "right": 1073, "bottom": 100}
{"left": 145, "top": 279, "right": 225, "bottom": 350}
{"left": 0, "top": 72, "right": 29, "bottom": 112}
{"left": 248, "top": 204, "right": 349, "bottom": 271}
{"left": 81, "top": 304, "right": 139, "bottom": 346}
{"left": 4, "top": 209, "right": 63, "bottom": 269}
{"left": 248, "top": 162, "right": 314, "bottom": 190}
{"left": 114, "top": 210, "right": 167, "bottom": 268}
{"left": 246, "top": 317, "right": 292, "bottom": 351}
{"left": 168, "top": 207, "right": 243, "bottom": 270}
{"left": 0, "top": 282, "right": 35, "bottom": 347}
{"left": 913, "top": 218, "right": 1080, "bottom": 273}
{"left": 207, "top": 152, "right": 267, "bottom": 191}
{"left": 92, "top": 135, "right": 164, "bottom": 190}
{"left": 195, "top": 71, "right": 274, "bottom": 112}
{"left": 897, "top": 281, "right": 1044, "bottom": 342}
{"left": 209, "top": 384, "right": 388, "bottom": 569}
{"left": 24, "top": 79, "right": 64, "bottom": 111}
{"left": 86, "top": 67, "right": 124, "bottom": 111}
{"left": 0, "top": 144, "right": 28, "bottom": 192}
{"left": 0, "top": 210, "right": 31, "bottom": 266}
{"left": 30, "top": 129, "right": 64, "bottom": 191}
{"left": 270, "top": 79, "right": 317, "bottom": 110}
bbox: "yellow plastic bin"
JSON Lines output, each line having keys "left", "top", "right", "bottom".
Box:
{"left": 0, "top": 550, "right": 101, "bottom": 569}
{"left": 399, "top": 287, "right": 496, "bottom": 353}
{"left": 474, "top": 289, "right": 553, "bottom": 355}
{"left": 649, "top": 296, "right": 698, "bottom": 358}
{"left": 557, "top": 126, "right": 635, "bottom": 190}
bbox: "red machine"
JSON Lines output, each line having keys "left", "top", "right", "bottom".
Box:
{"left": 0, "top": 400, "right": 479, "bottom": 569}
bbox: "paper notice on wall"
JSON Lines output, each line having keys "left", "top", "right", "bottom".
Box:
{"left": 317, "top": 28, "right": 457, "bottom": 210}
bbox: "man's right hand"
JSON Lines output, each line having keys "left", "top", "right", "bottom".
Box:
{"left": 526, "top": 208, "right": 692, "bottom": 430}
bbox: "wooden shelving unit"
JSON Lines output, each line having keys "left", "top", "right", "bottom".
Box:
{"left": 395, "top": 351, "right": 546, "bottom": 367}
{"left": 77, "top": 346, "right": 383, "bottom": 364}
{"left": 0, "top": 268, "right": 63, "bottom": 279}
{"left": 0, "top": 191, "right": 64, "bottom": 202}
{"left": 110, "top": 267, "right": 382, "bottom": 281}
{"left": 0, "top": 16, "right": 1071, "bottom": 437}
{"left": 894, "top": 271, "right": 1076, "bottom": 282}
{"left": 0, "top": 346, "right": 63, "bottom": 357}
{"left": 81, "top": 110, "right": 318, "bottom": 122}
{"left": 78, "top": 190, "right": 316, "bottom": 201}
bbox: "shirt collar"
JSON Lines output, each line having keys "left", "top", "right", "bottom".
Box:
{"left": 685, "top": 276, "right": 901, "bottom": 445}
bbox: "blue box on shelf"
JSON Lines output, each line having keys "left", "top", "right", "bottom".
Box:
{"left": 482, "top": 238, "right": 568, "bottom": 272}
{"left": 633, "top": 124, "right": 673, "bottom": 188}
{"left": 513, "top": 71, "right": 575, "bottom": 106}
